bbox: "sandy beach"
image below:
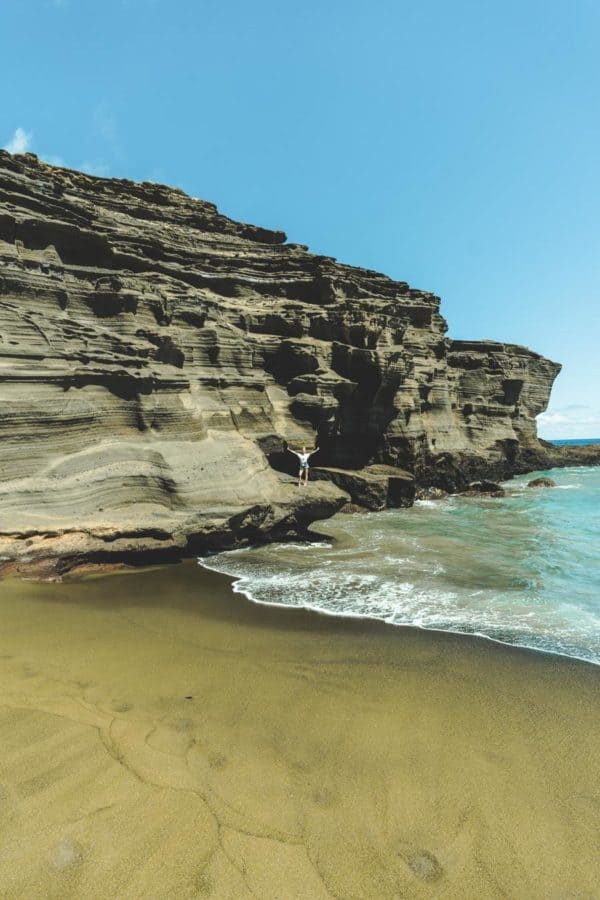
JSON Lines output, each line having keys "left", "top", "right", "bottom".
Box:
{"left": 0, "top": 562, "right": 598, "bottom": 898}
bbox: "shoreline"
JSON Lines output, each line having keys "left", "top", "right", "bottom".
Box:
{"left": 3, "top": 555, "right": 600, "bottom": 680}
{"left": 198, "top": 466, "right": 600, "bottom": 667}
{"left": 3, "top": 458, "right": 597, "bottom": 669}
{"left": 1, "top": 457, "right": 597, "bottom": 671}
{"left": 199, "top": 556, "right": 600, "bottom": 670}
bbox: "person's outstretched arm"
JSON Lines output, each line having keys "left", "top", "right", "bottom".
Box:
{"left": 309, "top": 447, "right": 319, "bottom": 457}
{"left": 286, "top": 447, "right": 300, "bottom": 458}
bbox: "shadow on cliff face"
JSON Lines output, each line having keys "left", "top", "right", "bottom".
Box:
{"left": 12, "top": 217, "right": 115, "bottom": 268}
{"left": 261, "top": 335, "right": 407, "bottom": 474}
{"left": 265, "top": 425, "right": 384, "bottom": 476}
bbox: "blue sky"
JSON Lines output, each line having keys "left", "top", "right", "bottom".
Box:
{"left": 2, "top": 0, "right": 599, "bottom": 438}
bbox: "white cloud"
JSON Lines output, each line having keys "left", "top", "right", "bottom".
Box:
{"left": 537, "top": 405, "right": 600, "bottom": 440}
{"left": 3, "top": 127, "right": 32, "bottom": 154}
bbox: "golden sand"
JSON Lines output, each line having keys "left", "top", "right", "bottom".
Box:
{"left": 0, "top": 562, "right": 598, "bottom": 898}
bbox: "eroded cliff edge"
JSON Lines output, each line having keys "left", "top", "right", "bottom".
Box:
{"left": 0, "top": 151, "right": 589, "bottom": 575}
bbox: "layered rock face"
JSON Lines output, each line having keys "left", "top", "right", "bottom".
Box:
{"left": 0, "top": 151, "right": 572, "bottom": 573}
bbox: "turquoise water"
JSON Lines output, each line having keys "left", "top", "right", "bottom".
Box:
{"left": 202, "top": 466, "right": 600, "bottom": 665}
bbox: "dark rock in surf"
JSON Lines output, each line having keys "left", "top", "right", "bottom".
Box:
{"left": 461, "top": 481, "right": 506, "bottom": 498}
{"left": 339, "top": 502, "right": 369, "bottom": 514}
{"left": 415, "top": 486, "right": 448, "bottom": 501}
{"left": 527, "top": 477, "right": 556, "bottom": 488}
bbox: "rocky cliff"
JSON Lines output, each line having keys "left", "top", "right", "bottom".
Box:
{"left": 0, "top": 151, "right": 585, "bottom": 575}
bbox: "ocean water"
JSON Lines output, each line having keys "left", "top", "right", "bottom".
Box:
{"left": 201, "top": 466, "right": 600, "bottom": 665}
{"left": 550, "top": 438, "right": 599, "bottom": 446}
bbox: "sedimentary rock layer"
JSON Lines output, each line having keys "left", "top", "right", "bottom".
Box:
{"left": 0, "top": 151, "right": 586, "bottom": 573}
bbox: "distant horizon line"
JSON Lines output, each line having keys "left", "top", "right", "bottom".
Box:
{"left": 546, "top": 437, "right": 600, "bottom": 443}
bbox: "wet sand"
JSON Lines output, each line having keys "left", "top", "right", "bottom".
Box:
{"left": 0, "top": 562, "right": 598, "bottom": 899}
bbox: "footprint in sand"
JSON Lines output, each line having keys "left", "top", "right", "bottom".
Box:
{"left": 48, "top": 838, "right": 83, "bottom": 872}
{"left": 194, "top": 871, "right": 213, "bottom": 895}
{"left": 173, "top": 717, "right": 194, "bottom": 732}
{"left": 408, "top": 850, "right": 443, "bottom": 881}
{"left": 311, "top": 786, "right": 338, "bottom": 808}
{"left": 111, "top": 701, "right": 133, "bottom": 713}
{"left": 208, "top": 752, "right": 228, "bottom": 770}
{"left": 396, "top": 843, "right": 444, "bottom": 882}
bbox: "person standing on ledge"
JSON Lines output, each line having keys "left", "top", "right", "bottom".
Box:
{"left": 286, "top": 444, "right": 319, "bottom": 487}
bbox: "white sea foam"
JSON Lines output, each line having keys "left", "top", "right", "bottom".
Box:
{"left": 269, "top": 541, "right": 333, "bottom": 551}
{"left": 199, "top": 465, "right": 600, "bottom": 665}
